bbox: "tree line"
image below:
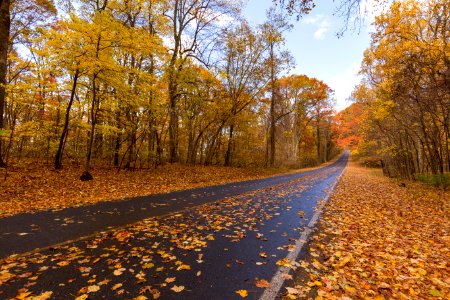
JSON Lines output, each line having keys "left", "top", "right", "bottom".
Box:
{"left": 0, "top": 0, "right": 338, "bottom": 180}
{"left": 342, "top": 0, "right": 450, "bottom": 181}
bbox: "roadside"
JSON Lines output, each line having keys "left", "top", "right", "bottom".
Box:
{"left": 284, "top": 162, "right": 450, "bottom": 299}
{"left": 0, "top": 155, "right": 343, "bottom": 218}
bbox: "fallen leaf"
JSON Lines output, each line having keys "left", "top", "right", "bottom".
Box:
{"left": 170, "top": 285, "right": 185, "bottom": 293}
{"left": 255, "top": 279, "right": 270, "bottom": 288}
{"left": 165, "top": 277, "right": 176, "bottom": 283}
{"left": 87, "top": 285, "right": 100, "bottom": 293}
{"left": 235, "top": 290, "right": 248, "bottom": 298}
{"left": 31, "top": 291, "right": 53, "bottom": 300}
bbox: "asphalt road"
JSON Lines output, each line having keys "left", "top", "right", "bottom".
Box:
{"left": 0, "top": 153, "right": 348, "bottom": 299}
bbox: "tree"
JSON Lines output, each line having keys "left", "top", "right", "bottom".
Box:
{"left": 357, "top": 0, "right": 450, "bottom": 179}
{"left": 216, "top": 21, "right": 267, "bottom": 166}
{"left": 163, "top": 0, "right": 239, "bottom": 163}
{"left": 0, "top": 0, "right": 56, "bottom": 168}
{"left": 261, "top": 9, "right": 293, "bottom": 167}
{"left": 0, "top": 0, "right": 10, "bottom": 168}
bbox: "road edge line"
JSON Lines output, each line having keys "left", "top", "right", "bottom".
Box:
{"left": 259, "top": 166, "right": 347, "bottom": 300}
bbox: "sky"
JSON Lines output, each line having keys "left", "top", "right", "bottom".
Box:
{"left": 242, "top": 0, "right": 376, "bottom": 112}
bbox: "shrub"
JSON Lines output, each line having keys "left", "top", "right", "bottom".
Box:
{"left": 415, "top": 173, "right": 450, "bottom": 189}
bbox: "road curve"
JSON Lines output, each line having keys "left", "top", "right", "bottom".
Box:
{"left": 1, "top": 153, "right": 347, "bottom": 299}
{"left": 0, "top": 153, "right": 348, "bottom": 259}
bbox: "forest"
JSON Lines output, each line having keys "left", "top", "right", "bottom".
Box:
{"left": 0, "top": 0, "right": 339, "bottom": 181}
{"left": 338, "top": 0, "right": 450, "bottom": 185}
{"left": 0, "top": 0, "right": 449, "bottom": 185}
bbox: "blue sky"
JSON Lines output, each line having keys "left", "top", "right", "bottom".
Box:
{"left": 242, "top": 0, "right": 374, "bottom": 111}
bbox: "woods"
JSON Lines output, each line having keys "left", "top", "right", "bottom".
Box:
{"left": 341, "top": 0, "right": 450, "bottom": 185}
{"left": 0, "top": 0, "right": 338, "bottom": 180}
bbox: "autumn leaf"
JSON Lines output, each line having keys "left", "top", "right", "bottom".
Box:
{"left": 87, "top": 285, "right": 100, "bottom": 293}
{"left": 255, "top": 279, "right": 270, "bottom": 288}
{"left": 176, "top": 264, "right": 191, "bottom": 271}
{"left": 74, "top": 295, "right": 88, "bottom": 300}
{"left": 285, "top": 287, "right": 300, "bottom": 295}
{"left": 170, "top": 285, "right": 185, "bottom": 293}
{"left": 235, "top": 290, "right": 248, "bottom": 298}
{"left": 31, "top": 291, "right": 53, "bottom": 300}
{"left": 113, "top": 268, "right": 126, "bottom": 276}
{"left": 165, "top": 277, "right": 176, "bottom": 283}
{"left": 429, "top": 289, "right": 443, "bottom": 297}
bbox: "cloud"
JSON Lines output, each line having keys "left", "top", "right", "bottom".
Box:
{"left": 327, "top": 62, "right": 361, "bottom": 111}
{"left": 314, "top": 27, "right": 328, "bottom": 40}
{"left": 302, "top": 14, "right": 330, "bottom": 40}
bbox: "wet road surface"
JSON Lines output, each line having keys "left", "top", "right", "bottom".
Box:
{"left": 0, "top": 153, "right": 347, "bottom": 299}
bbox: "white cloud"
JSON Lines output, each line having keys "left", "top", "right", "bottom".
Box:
{"left": 303, "top": 14, "right": 324, "bottom": 25}
{"left": 314, "top": 27, "right": 328, "bottom": 40}
{"left": 327, "top": 62, "right": 361, "bottom": 111}
{"left": 302, "top": 14, "right": 330, "bottom": 40}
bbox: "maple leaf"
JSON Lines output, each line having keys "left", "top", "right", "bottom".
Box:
{"left": 165, "top": 277, "right": 176, "bottom": 283}
{"left": 235, "top": 290, "right": 248, "bottom": 298}
{"left": 255, "top": 279, "right": 270, "bottom": 288}
{"left": 87, "top": 285, "right": 100, "bottom": 293}
{"left": 170, "top": 285, "right": 185, "bottom": 292}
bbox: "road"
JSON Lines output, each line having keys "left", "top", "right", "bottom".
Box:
{"left": 0, "top": 153, "right": 348, "bottom": 299}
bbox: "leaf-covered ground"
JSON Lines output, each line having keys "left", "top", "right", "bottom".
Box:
{"left": 0, "top": 164, "right": 289, "bottom": 218}
{"left": 284, "top": 163, "right": 450, "bottom": 299}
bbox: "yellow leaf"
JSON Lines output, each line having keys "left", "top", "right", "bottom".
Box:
{"left": 87, "top": 285, "right": 100, "bottom": 293}
{"left": 16, "top": 292, "right": 32, "bottom": 300}
{"left": 176, "top": 264, "right": 191, "bottom": 271}
{"left": 285, "top": 287, "right": 300, "bottom": 295}
{"left": 255, "top": 279, "right": 270, "bottom": 288}
{"left": 32, "top": 291, "right": 53, "bottom": 300}
{"left": 75, "top": 295, "right": 88, "bottom": 300}
{"left": 113, "top": 268, "right": 125, "bottom": 276}
{"left": 235, "top": 290, "right": 248, "bottom": 297}
{"left": 165, "top": 277, "right": 176, "bottom": 283}
{"left": 142, "top": 263, "right": 155, "bottom": 269}
{"left": 170, "top": 285, "right": 185, "bottom": 293}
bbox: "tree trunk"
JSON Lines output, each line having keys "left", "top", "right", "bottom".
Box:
{"left": 224, "top": 124, "right": 234, "bottom": 166}
{"left": 0, "top": 0, "right": 10, "bottom": 168}
{"left": 267, "top": 42, "right": 276, "bottom": 167}
{"left": 81, "top": 74, "right": 98, "bottom": 181}
{"left": 55, "top": 69, "right": 79, "bottom": 169}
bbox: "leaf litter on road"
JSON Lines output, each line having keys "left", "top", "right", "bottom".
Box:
{"left": 0, "top": 167, "right": 343, "bottom": 299}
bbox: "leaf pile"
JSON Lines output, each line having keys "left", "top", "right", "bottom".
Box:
{"left": 0, "top": 163, "right": 287, "bottom": 218}
{"left": 285, "top": 163, "right": 450, "bottom": 299}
